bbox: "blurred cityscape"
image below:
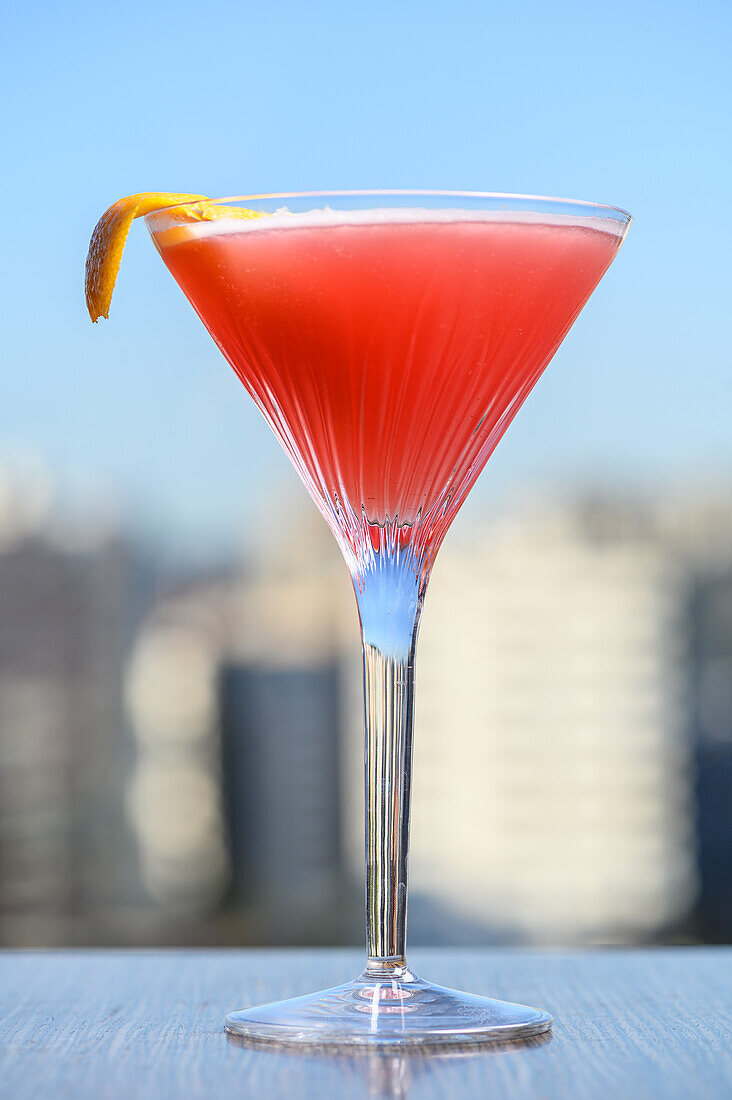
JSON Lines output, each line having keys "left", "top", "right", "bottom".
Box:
{"left": 0, "top": 457, "right": 731, "bottom": 949}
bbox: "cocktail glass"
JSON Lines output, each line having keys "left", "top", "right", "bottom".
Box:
{"left": 146, "top": 191, "right": 631, "bottom": 1046}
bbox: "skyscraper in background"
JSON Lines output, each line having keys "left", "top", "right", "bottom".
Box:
{"left": 124, "top": 527, "right": 356, "bottom": 943}
{"left": 220, "top": 660, "right": 343, "bottom": 943}
{"left": 123, "top": 580, "right": 231, "bottom": 931}
{"left": 0, "top": 460, "right": 152, "bottom": 945}
{"left": 690, "top": 569, "right": 732, "bottom": 941}
{"left": 666, "top": 497, "right": 732, "bottom": 943}
{"left": 121, "top": 490, "right": 732, "bottom": 948}
{"left": 2, "top": 472, "right": 730, "bottom": 948}
{"left": 403, "top": 502, "right": 696, "bottom": 944}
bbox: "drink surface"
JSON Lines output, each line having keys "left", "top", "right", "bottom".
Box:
{"left": 155, "top": 209, "right": 622, "bottom": 554}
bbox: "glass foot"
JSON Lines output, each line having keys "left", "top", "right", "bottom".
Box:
{"left": 225, "top": 969, "right": 552, "bottom": 1047}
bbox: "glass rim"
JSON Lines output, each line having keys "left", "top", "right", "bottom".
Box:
{"left": 148, "top": 189, "right": 632, "bottom": 224}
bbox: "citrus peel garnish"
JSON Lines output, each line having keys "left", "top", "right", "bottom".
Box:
{"left": 85, "top": 192, "right": 265, "bottom": 321}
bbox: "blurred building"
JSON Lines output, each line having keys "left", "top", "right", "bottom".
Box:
{"left": 124, "top": 515, "right": 356, "bottom": 943}
{"left": 114, "top": 492, "right": 732, "bottom": 946}
{"left": 664, "top": 497, "right": 732, "bottom": 942}
{"left": 220, "top": 661, "right": 342, "bottom": 942}
{"left": 0, "top": 461, "right": 152, "bottom": 945}
{"left": 124, "top": 584, "right": 231, "bottom": 928}
{"left": 689, "top": 570, "right": 732, "bottom": 941}
{"left": 404, "top": 501, "right": 695, "bottom": 944}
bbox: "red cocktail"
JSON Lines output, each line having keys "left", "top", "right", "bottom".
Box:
{"left": 155, "top": 209, "right": 622, "bottom": 564}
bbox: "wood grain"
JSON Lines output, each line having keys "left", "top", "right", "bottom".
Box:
{"left": 0, "top": 948, "right": 729, "bottom": 1099}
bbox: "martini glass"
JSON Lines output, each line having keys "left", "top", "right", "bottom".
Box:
{"left": 146, "top": 191, "right": 631, "bottom": 1046}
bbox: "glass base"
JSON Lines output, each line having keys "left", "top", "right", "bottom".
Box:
{"left": 225, "top": 968, "right": 552, "bottom": 1047}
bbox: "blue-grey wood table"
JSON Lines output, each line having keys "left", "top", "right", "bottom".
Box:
{"left": 0, "top": 948, "right": 730, "bottom": 1099}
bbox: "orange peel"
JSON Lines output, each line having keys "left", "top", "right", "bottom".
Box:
{"left": 85, "top": 192, "right": 265, "bottom": 321}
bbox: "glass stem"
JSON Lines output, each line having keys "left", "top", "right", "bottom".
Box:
{"left": 352, "top": 549, "right": 428, "bottom": 978}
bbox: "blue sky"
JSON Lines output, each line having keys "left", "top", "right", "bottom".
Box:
{"left": 2, "top": 0, "right": 730, "bottom": 554}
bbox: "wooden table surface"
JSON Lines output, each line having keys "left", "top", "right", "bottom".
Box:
{"left": 0, "top": 948, "right": 730, "bottom": 1099}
